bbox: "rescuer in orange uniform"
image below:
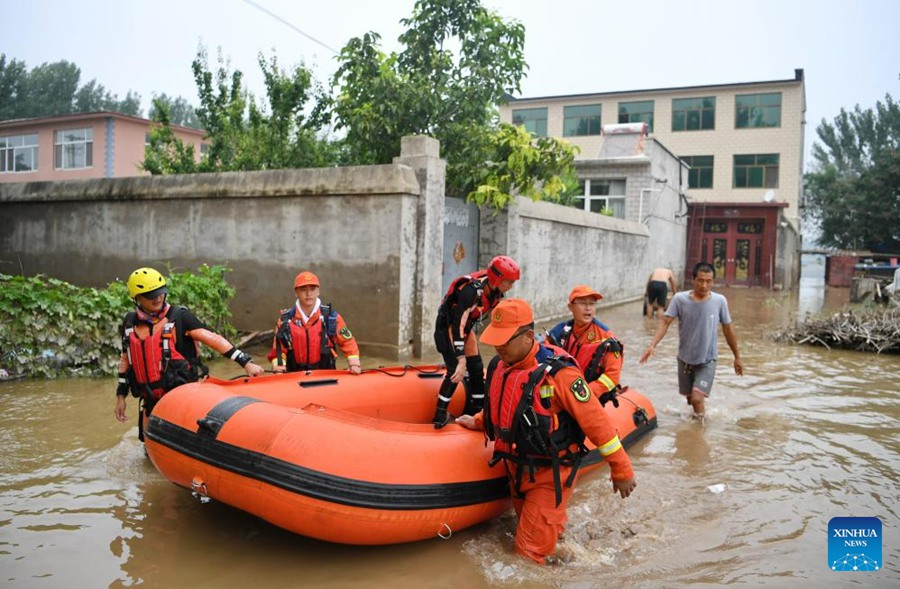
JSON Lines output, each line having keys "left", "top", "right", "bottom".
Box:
{"left": 457, "top": 298, "right": 636, "bottom": 564}
{"left": 545, "top": 285, "right": 624, "bottom": 407}
{"left": 115, "top": 267, "right": 265, "bottom": 439}
{"left": 268, "top": 271, "right": 361, "bottom": 374}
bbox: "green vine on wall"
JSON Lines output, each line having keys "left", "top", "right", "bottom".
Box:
{"left": 0, "top": 265, "right": 238, "bottom": 379}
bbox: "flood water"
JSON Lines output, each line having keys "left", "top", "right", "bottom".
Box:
{"left": 2, "top": 269, "right": 898, "bottom": 587}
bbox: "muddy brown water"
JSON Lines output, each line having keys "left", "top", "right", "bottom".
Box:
{"left": 2, "top": 281, "right": 898, "bottom": 587}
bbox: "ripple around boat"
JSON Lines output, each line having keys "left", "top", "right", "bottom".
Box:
{"left": 144, "top": 365, "right": 657, "bottom": 545}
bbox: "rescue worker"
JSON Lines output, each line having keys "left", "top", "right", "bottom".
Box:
{"left": 457, "top": 299, "right": 636, "bottom": 564}
{"left": 114, "top": 267, "right": 264, "bottom": 438}
{"left": 545, "top": 285, "right": 624, "bottom": 407}
{"left": 432, "top": 255, "right": 520, "bottom": 428}
{"left": 267, "top": 271, "right": 361, "bottom": 374}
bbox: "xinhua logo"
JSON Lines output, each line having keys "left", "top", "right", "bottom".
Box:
{"left": 828, "top": 517, "right": 882, "bottom": 572}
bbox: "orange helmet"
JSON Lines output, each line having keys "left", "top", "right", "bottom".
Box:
{"left": 486, "top": 255, "right": 520, "bottom": 288}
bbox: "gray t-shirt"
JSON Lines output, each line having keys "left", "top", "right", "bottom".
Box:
{"left": 665, "top": 291, "right": 732, "bottom": 365}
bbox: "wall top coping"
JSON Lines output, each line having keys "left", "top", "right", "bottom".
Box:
{"left": 0, "top": 164, "right": 421, "bottom": 202}
{"left": 515, "top": 196, "right": 650, "bottom": 237}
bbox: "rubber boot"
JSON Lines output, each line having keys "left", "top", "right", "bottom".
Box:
{"left": 462, "top": 355, "right": 485, "bottom": 416}
{"left": 432, "top": 404, "right": 449, "bottom": 429}
{"left": 433, "top": 378, "right": 455, "bottom": 429}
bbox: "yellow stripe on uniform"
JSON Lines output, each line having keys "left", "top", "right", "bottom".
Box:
{"left": 598, "top": 435, "right": 622, "bottom": 457}
{"left": 597, "top": 373, "right": 616, "bottom": 392}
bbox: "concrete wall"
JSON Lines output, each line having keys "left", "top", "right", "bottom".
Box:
{"left": 1, "top": 134, "right": 687, "bottom": 359}
{"left": 0, "top": 141, "right": 442, "bottom": 360}
{"left": 479, "top": 194, "right": 685, "bottom": 325}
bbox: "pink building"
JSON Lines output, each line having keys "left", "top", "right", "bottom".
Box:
{"left": 0, "top": 111, "right": 206, "bottom": 183}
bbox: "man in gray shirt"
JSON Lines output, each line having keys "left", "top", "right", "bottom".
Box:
{"left": 639, "top": 262, "right": 743, "bottom": 419}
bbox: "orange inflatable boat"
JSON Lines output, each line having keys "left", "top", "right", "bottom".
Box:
{"left": 144, "top": 365, "right": 656, "bottom": 545}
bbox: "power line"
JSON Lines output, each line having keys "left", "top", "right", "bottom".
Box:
{"left": 240, "top": 0, "right": 339, "bottom": 55}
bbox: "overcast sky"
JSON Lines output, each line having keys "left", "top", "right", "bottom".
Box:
{"left": 3, "top": 0, "right": 898, "bottom": 165}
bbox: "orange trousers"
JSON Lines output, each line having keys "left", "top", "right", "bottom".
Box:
{"left": 510, "top": 464, "right": 575, "bottom": 564}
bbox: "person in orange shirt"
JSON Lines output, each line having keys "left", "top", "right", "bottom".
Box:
{"left": 115, "top": 267, "right": 265, "bottom": 439}
{"left": 268, "top": 271, "right": 361, "bottom": 374}
{"left": 457, "top": 298, "right": 636, "bottom": 565}
{"left": 546, "top": 285, "right": 624, "bottom": 407}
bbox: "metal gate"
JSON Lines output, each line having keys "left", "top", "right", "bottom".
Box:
{"left": 441, "top": 197, "right": 480, "bottom": 292}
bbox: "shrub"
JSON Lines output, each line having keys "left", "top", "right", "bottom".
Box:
{"left": 0, "top": 264, "right": 237, "bottom": 378}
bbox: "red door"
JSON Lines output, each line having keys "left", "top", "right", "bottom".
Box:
{"left": 701, "top": 219, "right": 765, "bottom": 285}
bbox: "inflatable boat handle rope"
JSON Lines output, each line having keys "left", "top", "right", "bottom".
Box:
{"left": 438, "top": 523, "right": 453, "bottom": 540}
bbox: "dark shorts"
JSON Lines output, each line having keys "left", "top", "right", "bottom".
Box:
{"left": 677, "top": 358, "right": 717, "bottom": 397}
{"left": 647, "top": 280, "right": 668, "bottom": 306}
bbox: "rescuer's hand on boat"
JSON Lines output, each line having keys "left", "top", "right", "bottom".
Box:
{"left": 455, "top": 415, "right": 477, "bottom": 429}
{"left": 244, "top": 361, "right": 265, "bottom": 377}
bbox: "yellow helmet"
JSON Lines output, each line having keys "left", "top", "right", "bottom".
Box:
{"left": 127, "top": 267, "right": 168, "bottom": 299}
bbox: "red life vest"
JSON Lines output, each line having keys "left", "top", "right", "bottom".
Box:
{"left": 122, "top": 306, "right": 202, "bottom": 403}
{"left": 275, "top": 305, "right": 338, "bottom": 371}
{"left": 483, "top": 344, "right": 588, "bottom": 505}
{"left": 553, "top": 320, "right": 623, "bottom": 383}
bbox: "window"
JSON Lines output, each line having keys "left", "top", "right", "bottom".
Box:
{"left": 0, "top": 133, "right": 39, "bottom": 173}
{"left": 563, "top": 104, "right": 601, "bottom": 137}
{"left": 733, "top": 154, "right": 779, "bottom": 188}
{"left": 735, "top": 92, "right": 781, "bottom": 128}
{"left": 618, "top": 100, "right": 654, "bottom": 132}
{"left": 572, "top": 179, "right": 626, "bottom": 218}
{"left": 55, "top": 127, "right": 93, "bottom": 169}
{"left": 672, "top": 97, "right": 715, "bottom": 131}
{"left": 682, "top": 155, "right": 714, "bottom": 189}
{"left": 512, "top": 107, "right": 548, "bottom": 137}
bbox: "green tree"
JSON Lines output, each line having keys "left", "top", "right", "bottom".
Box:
{"left": 465, "top": 123, "right": 579, "bottom": 210}
{"left": 331, "top": 0, "right": 577, "bottom": 208}
{"left": 141, "top": 97, "right": 199, "bottom": 175}
{"left": 0, "top": 53, "right": 142, "bottom": 120}
{"left": 23, "top": 60, "right": 81, "bottom": 117}
{"left": 148, "top": 93, "right": 201, "bottom": 128}
{"left": 74, "top": 79, "right": 142, "bottom": 116}
{"left": 143, "top": 46, "right": 335, "bottom": 174}
{"left": 805, "top": 94, "right": 900, "bottom": 251}
{"left": 0, "top": 55, "right": 28, "bottom": 120}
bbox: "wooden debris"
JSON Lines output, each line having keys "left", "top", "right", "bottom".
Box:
{"left": 772, "top": 309, "right": 900, "bottom": 354}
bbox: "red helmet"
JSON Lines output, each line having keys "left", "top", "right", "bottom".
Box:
{"left": 487, "top": 255, "right": 520, "bottom": 288}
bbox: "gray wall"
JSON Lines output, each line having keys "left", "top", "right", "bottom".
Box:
{"left": 1, "top": 135, "right": 688, "bottom": 360}
{"left": 0, "top": 139, "right": 443, "bottom": 360}
{"left": 479, "top": 196, "right": 685, "bottom": 325}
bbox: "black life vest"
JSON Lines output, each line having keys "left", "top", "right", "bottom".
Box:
{"left": 483, "top": 344, "right": 589, "bottom": 506}
{"left": 438, "top": 270, "right": 500, "bottom": 327}
{"left": 275, "top": 304, "right": 339, "bottom": 371}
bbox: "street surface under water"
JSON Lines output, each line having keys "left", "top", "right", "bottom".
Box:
{"left": 2, "top": 271, "right": 898, "bottom": 587}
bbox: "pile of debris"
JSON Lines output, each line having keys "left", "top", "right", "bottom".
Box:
{"left": 773, "top": 308, "right": 900, "bottom": 354}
